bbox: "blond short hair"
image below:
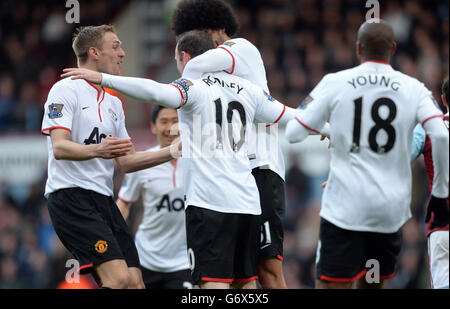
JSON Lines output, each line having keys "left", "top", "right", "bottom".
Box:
{"left": 72, "top": 25, "right": 116, "bottom": 64}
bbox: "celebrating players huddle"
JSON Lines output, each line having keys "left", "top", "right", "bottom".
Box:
{"left": 42, "top": 0, "right": 448, "bottom": 289}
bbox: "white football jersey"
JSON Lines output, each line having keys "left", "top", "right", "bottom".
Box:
{"left": 219, "top": 38, "right": 286, "bottom": 180}
{"left": 171, "top": 72, "right": 290, "bottom": 215}
{"left": 41, "top": 78, "right": 129, "bottom": 198}
{"left": 288, "top": 61, "right": 444, "bottom": 233}
{"left": 118, "top": 146, "right": 188, "bottom": 273}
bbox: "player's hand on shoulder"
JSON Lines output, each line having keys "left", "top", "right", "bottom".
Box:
{"left": 61, "top": 68, "right": 103, "bottom": 85}
{"left": 96, "top": 136, "right": 133, "bottom": 159}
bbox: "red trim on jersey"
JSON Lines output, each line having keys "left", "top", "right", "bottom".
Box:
{"left": 201, "top": 277, "right": 233, "bottom": 284}
{"left": 172, "top": 160, "right": 177, "bottom": 188}
{"left": 86, "top": 81, "right": 101, "bottom": 101}
{"left": 294, "top": 116, "right": 320, "bottom": 134}
{"left": 217, "top": 46, "right": 235, "bottom": 74}
{"left": 266, "top": 105, "right": 286, "bottom": 127}
{"left": 170, "top": 84, "right": 185, "bottom": 108}
{"left": 78, "top": 263, "right": 93, "bottom": 273}
{"left": 41, "top": 126, "right": 72, "bottom": 136}
{"left": 422, "top": 114, "right": 444, "bottom": 126}
{"left": 428, "top": 225, "right": 450, "bottom": 237}
{"left": 117, "top": 196, "right": 136, "bottom": 204}
{"left": 234, "top": 276, "right": 259, "bottom": 283}
{"left": 98, "top": 90, "right": 106, "bottom": 122}
{"left": 320, "top": 269, "right": 367, "bottom": 283}
{"left": 363, "top": 60, "right": 391, "bottom": 65}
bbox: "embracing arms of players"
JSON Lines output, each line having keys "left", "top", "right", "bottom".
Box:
{"left": 50, "top": 128, "right": 180, "bottom": 173}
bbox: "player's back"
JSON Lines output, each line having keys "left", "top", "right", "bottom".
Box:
{"left": 176, "top": 71, "right": 281, "bottom": 215}
{"left": 321, "top": 61, "right": 439, "bottom": 232}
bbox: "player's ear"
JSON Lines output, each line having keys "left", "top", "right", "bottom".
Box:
{"left": 441, "top": 95, "right": 448, "bottom": 109}
{"left": 88, "top": 47, "right": 100, "bottom": 60}
{"left": 390, "top": 41, "right": 397, "bottom": 57}
{"left": 356, "top": 42, "right": 363, "bottom": 59}
{"left": 150, "top": 122, "right": 156, "bottom": 135}
{"left": 181, "top": 51, "right": 191, "bottom": 63}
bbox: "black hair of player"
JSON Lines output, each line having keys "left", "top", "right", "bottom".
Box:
{"left": 171, "top": 0, "right": 239, "bottom": 37}
{"left": 151, "top": 105, "right": 168, "bottom": 124}
{"left": 177, "top": 30, "right": 216, "bottom": 59}
{"left": 442, "top": 76, "right": 449, "bottom": 104}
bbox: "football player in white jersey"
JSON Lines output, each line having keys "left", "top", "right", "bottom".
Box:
{"left": 170, "top": 0, "right": 288, "bottom": 289}
{"left": 116, "top": 105, "right": 192, "bottom": 289}
{"left": 42, "top": 25, "right": 180, "bottom": 289}
{"left": 285, "top": 20, "right": 449, "bottom": 289}
{"left": 62, "top": 30, "right": 299, "bottom": 289}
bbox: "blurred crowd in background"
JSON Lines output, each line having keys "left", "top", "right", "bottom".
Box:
{"left": 0, "top": 0, "right": 448, "bottom": 288}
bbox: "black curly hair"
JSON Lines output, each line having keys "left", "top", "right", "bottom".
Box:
{"left": 171, "top": 0, "right": 239, "bottom": 37}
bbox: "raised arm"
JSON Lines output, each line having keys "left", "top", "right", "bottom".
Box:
{"left": 61, "top": 68, "right": 183, "bottom": 108}
{"left": 182, "top": 47, "right": 234, "bottom": 79}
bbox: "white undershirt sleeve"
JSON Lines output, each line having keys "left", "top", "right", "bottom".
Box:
{"left": 101, "top": 73, "right": 182, "bottom": 108}
{"left": 182, "top": 48, "right": 234, "bottom": 80}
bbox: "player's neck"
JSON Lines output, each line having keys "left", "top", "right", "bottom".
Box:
{"left": 360, "top": 57, "right": 391, "bottom": 65}
{"left": 80, "top": 63, "right": 102, "bottom": 91}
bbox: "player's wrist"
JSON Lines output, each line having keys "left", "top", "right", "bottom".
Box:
{"left": 86, "top": 143, "right": 100, "bottom": 159}
{"left": 99, "top": 73, "right": 106, "bottom": 86}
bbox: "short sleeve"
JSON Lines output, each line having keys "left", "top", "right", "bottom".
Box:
{"left": 415, "top": 83, "right": 444, "bottom": 125}
{"left": 118, "top": 171, "right": 143, "bottom": 203}
{"left": 217, "top": 41, "right": 237, "bottom": 74}
{"left": 293, "top": 74, "right": 333, "bottom": 132}
{"left": 41, "top": 81, "right": 77, "bottom": 135}
{"left": 254, "top": 89, "right": 288, "bottom": 125}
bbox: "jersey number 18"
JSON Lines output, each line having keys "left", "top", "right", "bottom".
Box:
{"left": 351, "top": 97, "right": 397, "bottom": 154}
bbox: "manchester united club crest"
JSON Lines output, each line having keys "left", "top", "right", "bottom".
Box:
{"left": 94, "top": 240, "right": 108, "bottom": 253}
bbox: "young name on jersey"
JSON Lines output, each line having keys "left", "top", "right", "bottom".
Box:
{"left": 347, "top": 74, "right": 401, "bottom": 91}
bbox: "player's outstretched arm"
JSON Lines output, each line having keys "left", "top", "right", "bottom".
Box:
{"left": 61, "top": 68, "right": 182, "bottom": 109}
{"left": 285, "top": 107, "right": 329, "bottom": 144}
{"left": 115, "top": 138, "right": 181, "bottom": 173}
{"left": 182, "top": 48, "right": 234, "bottom": 79}
{"left": 50, "top": 129, "right": 133, "bottom": 160}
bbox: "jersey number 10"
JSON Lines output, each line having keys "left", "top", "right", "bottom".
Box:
{"left": 351, "top": 97, "right": 397, "bottom": 154}
{"left": 214, "top": 98, "right": 246, "bottom": 152}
